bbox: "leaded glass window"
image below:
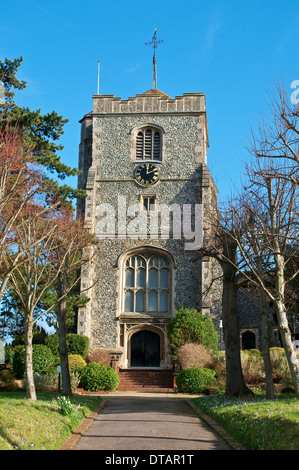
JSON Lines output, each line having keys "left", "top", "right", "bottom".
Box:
{"left": 124, "top": 253, "right": 170, "bottom": 313}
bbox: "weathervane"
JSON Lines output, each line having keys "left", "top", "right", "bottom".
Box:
{"left": 145, "top": 29, "right": 163, "bottom": 90}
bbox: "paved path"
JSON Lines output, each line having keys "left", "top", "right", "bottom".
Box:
{"left": 72, "top": 393, "right": 232, "bottom": 451}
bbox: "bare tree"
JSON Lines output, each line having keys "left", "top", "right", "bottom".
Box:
{"left": 0, "top": 123, "right": 47, "bottom": 304}
{"left": 227, "top": 159, "right": 299, "bottom": 397}
{"left": 0, "top": 123, "right": 96, "bottom": 398}
{"left": 198, "top": 207, "right": 253, "bottom": 397}
{"left": 49, "top": 212, "right": 97, "bottom": 395}
{"left": 249, "top": 79, "right": 299, "bottom": 185}
{"left": 5, "top": 204, "right": 64, "bottom": 400}
{"left": 200, "top": 171, "right": 298, "bottom": 398}
{"left": 243, "top": 78, "right": 299, "bottom": 396}
{"left": 221, "top": 194, "right": 276, "bottom": 398}
{"left": 213, "top": 79, "right": 299, "bottom": 398}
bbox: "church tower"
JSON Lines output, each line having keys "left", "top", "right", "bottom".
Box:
{"left": 76, "top": 33, "right": 221, "bottom": 375}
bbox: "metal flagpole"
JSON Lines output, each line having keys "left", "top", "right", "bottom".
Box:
{"left": 97, "top": 60, "right": 100, "bottom": 94}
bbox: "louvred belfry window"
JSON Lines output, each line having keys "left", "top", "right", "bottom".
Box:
{"left": 136, "top": 127, "right": 162, "bottom": 161}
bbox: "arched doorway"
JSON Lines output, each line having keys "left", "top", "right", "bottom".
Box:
{"left": 131, "top": 330, "right": 160, "bottom": 367}
{"left": 242, "top": 330, "right": 256, "bottom": 350}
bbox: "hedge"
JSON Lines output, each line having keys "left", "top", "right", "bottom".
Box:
{"left": 176, "top": 367, "right": 217, "bottom": 394}
{"left": 13, "top": 344, "right": 55, "bottom": 379}
{"left": 45, "top": 333, "right": 89, "bottom": 359}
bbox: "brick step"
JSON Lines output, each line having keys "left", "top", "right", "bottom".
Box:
{"left": 118, "top": 375, "right": 173, "bottom": 382}
{"left": 117, "top": 369, "right": 174, "bottom": 391}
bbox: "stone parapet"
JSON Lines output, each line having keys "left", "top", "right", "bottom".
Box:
{"left": 92, "top": 90, "right": 206, "bottom": 114}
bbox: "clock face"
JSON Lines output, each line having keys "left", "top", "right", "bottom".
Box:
{"left": 134, "top": 163, "right": 159, "bottom": 186}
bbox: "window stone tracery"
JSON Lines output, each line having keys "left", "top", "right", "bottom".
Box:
{"left": 123, "top": 253, "right": 170, "bottom": 314}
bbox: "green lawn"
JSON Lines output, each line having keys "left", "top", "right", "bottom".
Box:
{"left": 0, "top": 392, "right": 102, "bottom": 450}
{"left": 193, "top": 393, "right": 299, "bottom": 450}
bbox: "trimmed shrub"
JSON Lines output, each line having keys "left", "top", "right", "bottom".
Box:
{"left": 30, "top": 373, "right": 58, "bottom": 392}
{"left": 0, "top": 369, "right": 19, "bottom": 391}
{"left": 44, "top": 334, "right": 59, "bottom": 355}
{"left": 167, "top": 307, "right": 218, "bottom": 358}
{"left": 23, "top": 370, "right": 80, "bottom": 392}
{"left": 45, "top": 333, "right": 89, "bottom": 359}
{"left": 4, "top": 345, "right": 17, "bottom": 365}
{"left": 13, "top": 344, "right": 55, "bottom": 379}
{"left": 66, "top": 334, "right": 89, "bottom": 360}
{"left": 213, "top": 351, "right": 226, "bottom": 385}
{"left": 176, "top": 367, "right": 217, "bottom": 394}
{"left": 79, "top": 363, "right": 119, "bottom": 391}
{"left": 11, "top": 330, "right": 47, "bottom": 346}
{"left": 270, "top": 347, "right": 291, "bottom": 384}
{"left": 241, "top": 349, "right": 264, "bottom": 384}
{"left": 87, "top": 349, "right": 111, "bottom": 366}
{"left": 68, "top": 354, "right": 87, "bottom": 372}
{"left": 177, "top": 343, "right": 215, "bottom": 370}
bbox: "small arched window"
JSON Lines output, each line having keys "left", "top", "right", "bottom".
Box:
{"left": 136, "top": 127, "right": 162, "bottom": 161}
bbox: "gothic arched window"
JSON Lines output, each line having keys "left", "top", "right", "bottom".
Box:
{"left": 123, "top": 253, "right": 170, "bottom": 313}
{"left": 136, "top": 127, "right": 162, "bottom": 161}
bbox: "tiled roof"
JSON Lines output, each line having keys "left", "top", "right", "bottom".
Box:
{"left": 141, "top": 89, "right": 171, "bottom": 98}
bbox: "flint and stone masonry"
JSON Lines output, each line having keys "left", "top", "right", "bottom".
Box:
{"left": 76, "top": 89, "right": 222, "bottom": 369}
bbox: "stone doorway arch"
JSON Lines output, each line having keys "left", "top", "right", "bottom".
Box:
{"left": 127, "top": 325, "right": 165, "bottom": 368}
{"left": 131, "top": 330, "right": 160, "bottom": 367}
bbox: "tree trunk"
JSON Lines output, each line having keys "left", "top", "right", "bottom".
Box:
{"left": 260, "top": 289, "right": 275, "bottom": 399}
{"left": 275, "top": 296, "right": 299, "bottom": 397}
{"left": 222, "top": 260, "right": 252, "bottom": 396}
{"left": 24, "top": 316, "right": 37, "bottom": 401}
{"left": 275, "top": 259, "right": 299, "bottom": 397}
{"left": 257, "top": 259, "right": 274, "bottom": 399}
{"left": 57, "top": 271, "right": 72, "bottom": 396}
{"left": 267, "top": 179, "right": 299, "bottom": 397}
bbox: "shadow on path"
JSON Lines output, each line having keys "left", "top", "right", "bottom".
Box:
{"left": 71, "top": 395, "right": 232, "bottom": 451}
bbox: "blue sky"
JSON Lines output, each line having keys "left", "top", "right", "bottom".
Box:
{"left": 1, "top": 0, "right": 299, "bottom": 202}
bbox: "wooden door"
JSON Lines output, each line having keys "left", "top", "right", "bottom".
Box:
{"left": 131, "top": 330, "right": 160, "bottom": 367}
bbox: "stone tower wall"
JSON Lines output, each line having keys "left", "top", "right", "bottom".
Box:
{"left": 77, "top": 91, "right": 221, "bottom": 358}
